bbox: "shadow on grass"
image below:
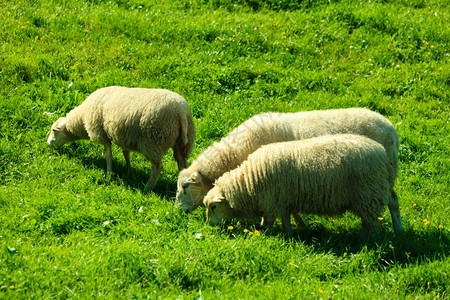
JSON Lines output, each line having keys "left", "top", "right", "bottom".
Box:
{"left": 64, "top": 148, "right": 178, "bottom": 199}
{"left": 289, "top": 224, "right": 449, "bottom": 266}
{"left": 223, "top": 216, "right": 448, "bottom": 268}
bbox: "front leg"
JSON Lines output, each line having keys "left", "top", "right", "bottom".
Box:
{"left": 104, "top": 142, "right": 113, "bottom": 176}
{"left": 281, "top": 213, "right": 293, "bottom": 240}
{"left": 144, "top": 160, "right": 163, "bottom": 192}
{"left": 122, "top": 149, "right": 133, "bottom": 173}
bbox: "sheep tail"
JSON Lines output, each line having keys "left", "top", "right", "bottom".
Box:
{"left": 179, "top": 112, "right": 189, "bottom": 145}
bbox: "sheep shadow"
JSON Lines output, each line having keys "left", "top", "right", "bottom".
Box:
{"left": 62, "top": 145, "right": 178, "bottom": 199}
{"left": 287, "top": 223, "right": 449, "bottom": 267}
{"left": 224, "top": 213, "right": 448, "bottom": 268}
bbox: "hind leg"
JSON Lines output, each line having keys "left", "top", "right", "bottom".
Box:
{"left": 389, "top": 190, "right": 403, "bottom": 235}
{"left": 173, "top": 144, "right": 188, "bottom": 170}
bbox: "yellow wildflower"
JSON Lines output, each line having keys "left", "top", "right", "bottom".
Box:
{"left": 438, "top": 225, "right": 443, "bottom": 229}
{"left": 254, "top": 230, "right": 260, "bottom": 236}
{"left": 412, "top": 203, "right": 417, "bottom": 207}
{"left": 378, "top": 217, "right": 383, "bottom": 221}
{"left": 243, "top": 229, "right": 249, "bottom": 233}
{"left": 228, "top": 226, "right": 234, "bottom": 230}
{"left": 430, "top": 45, "right": 435, "bottom": 48}
{"left": 319, "top": 289, "right": 324, "bottom": 293}
{"left": 9, "top": 286, "right": 14, "bottom": 290}
{"left": 248, "top": 231, "right": 253, "bottom": 236}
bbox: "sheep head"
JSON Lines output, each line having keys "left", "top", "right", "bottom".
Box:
{"left": 203, "top": 189, "right": 233, "bottom": 226}
{"left": 176, "top": 169, "right": 212, "bottom": 213}
{"left": 47, "top": 118, "right": 70, "bottom": 149}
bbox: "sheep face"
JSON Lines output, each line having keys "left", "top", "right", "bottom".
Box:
{"left": 176, "top": 170, "right": 211, "bottom": 213}
{"left": 47, "top": 118, "right": 70, "bottom": 149}
{"left": 204, "top": 191, "right": 234, "bottom": 225}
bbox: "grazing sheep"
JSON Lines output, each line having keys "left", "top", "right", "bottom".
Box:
{"left": 47, "top": 86, "right": 195, "bottom": 191}
{"left": 203, "top": 134, "right": 391, "bottom": 239}
{"left": 176, "top": 108, "right": 402, "bottom": 235}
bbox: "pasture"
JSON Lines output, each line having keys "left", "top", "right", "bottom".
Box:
{"left": 0, "top": 0, "right": 448, "bottom": 298}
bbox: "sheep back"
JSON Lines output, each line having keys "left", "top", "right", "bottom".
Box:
{"left": 197, "top": 108, "right": 398, "bottom": 188}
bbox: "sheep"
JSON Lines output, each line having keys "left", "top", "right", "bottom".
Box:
{"left": 47, "top": 86, "right": 195, "bottom": 192}
{"left": 176, "top": 107, "right": 403, "bottom": 234}
{"left": 203, "top": 134, "right": 392, "bottom": 239}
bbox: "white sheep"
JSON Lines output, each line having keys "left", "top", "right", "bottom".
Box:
{"left": 47, "top": 86, "right": 195, "bottom": 191}
{"left": 203, "top": 134, "right": 392, "bottom": 239}
{"left": 176, "top": 108, "right": 402, "bottom": 234}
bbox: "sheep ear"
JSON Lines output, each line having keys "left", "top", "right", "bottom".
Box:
{"left": 186, "top": 172, "right": 200, "bottom": 184}
{"left": 54, "top": 119, "right": 66, "bottom": 131}
{"left": 213, "top": 195, "right": 225, "bottom": 203}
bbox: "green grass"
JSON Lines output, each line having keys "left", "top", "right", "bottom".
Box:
{"left": 1, "top": 0, "right": 448, "bottom": 298}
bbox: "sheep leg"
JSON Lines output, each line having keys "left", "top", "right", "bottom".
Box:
{"left": 361, "top": 217, "right": 380, "bottom": 238}
{"left": 292, "top": 211, "right": 306, "bottom": 227}
{"left": 122, "top": 149, "right": 134, "bottom": 173}
{"left": 173, "top": 144, "right": 188, "bottom": 170}
{"left": 389, "top": 190, "right": 404, "bottom": 235}
{"left": 144, "top": 161, "right": 163, "bottom": 192}
{"left": 281, "top": 213, "right": 293, "bottom": 240}
{"left": 104, "top": 143, "right": 113, "bottom": 176}
{"left": 261, "top": 216, "right": 275, "bottom": 229}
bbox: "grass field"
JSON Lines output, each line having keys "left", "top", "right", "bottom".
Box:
{"left": 1, "top": 0, "right": 448, "bottom": 298}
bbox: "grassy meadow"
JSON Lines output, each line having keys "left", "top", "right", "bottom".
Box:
{"left": 1, "top": 0, "right": 449, "bottom": 298}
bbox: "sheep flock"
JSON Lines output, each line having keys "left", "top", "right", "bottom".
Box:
{"left": 47, "top": 85, "right": 404, "bottom": 239}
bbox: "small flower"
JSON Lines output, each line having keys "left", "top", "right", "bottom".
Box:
{"left": 286, "top": 48, "right": 289, "bottom": 51}
{"left": 378, "top": 217, "right": 383, "bottom": 221}
{"left": 423, "top": 219, "right": 430, "bottom": 226}
{"left": 422, "top": 40, "right": 426, "bottom": 43}
{"left": 319, "top": 289, "right": 324, "bottom": 293}
{"left": 228, "top": 226, "right": 234, "bottom": 230}
{"left": 439, "top": 67, "right": 443, "bottom": 71}
{"left": 243, "top": 229, "right": 249, "bottom": 233}
{"left": 9, "top": 285, "right": 14, "bottom": 290}
{"left": 430, "top": 45, "right": 435, "bottom": 48}
{"left": 412, "top": 203, "right": 417, "bottom": 207}
{"left": 254, "top": 230, "right": 260, "bottom": 236}
{"left": 20, "top": 26, "right": 25, "bottom": 29}
{"left": 438, "top": 225, "right": 443, "bottom": 229}
{"left": 248, "top": 231, "right": 253, "bottom": 236}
